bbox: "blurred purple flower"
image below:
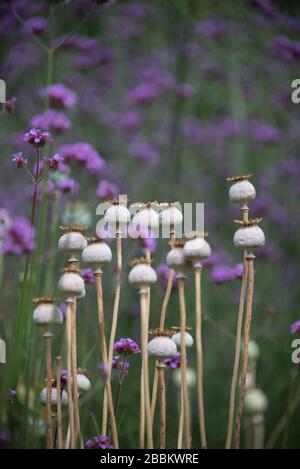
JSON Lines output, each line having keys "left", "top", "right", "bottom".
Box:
{"left": 290, "top": 321, "right": 300, "bottom": 334}
{"left": 247, "top": 0, "right": 278, "bottom": 18}
{"left": 85, "top": 435, "right": 113, "bottom": 449}
{"left": 126, "top": 83, "right": 157, "bottom": 105}
{"left": 113, "top": 338, "right": 141, "bottom": 355}
{"left": 12, "top": 152, "right": 27, "bottom": 168}
{"left": 250, "top": 119, "right": 281, "bottom": 145}
{"left": 23, "top": 17, "right": 48, "bottom": 35}
{"left": 176, "top": 83, "right": 195, "bottom": 99}
{"left": 96, "top": 180, "right": 119, "bottom": 199}
{"left": 156, "top": 263, "right": 177, "bottom": 289}
{"left": 8, "top": 389, "right": 16, "bottom": 402}
{"left": 80, "top": 268, "right": 95, "bottom": 285}
{"left": 56, "top": 178, "right": 78, "bottom": 194}
{"left": 165, "top": 352, "right": 181, "bottom": 369}
{"left": 112, "top": 356, "right": 130, "bottom": 374}
{"left": 274, "top": 36, "right": 300, "bottom": 62}
{"left": 129, "top": 140, "right": 159, "bottom": 167}
{"left": 210, "top": 265, "right": 235, "bottom": 284}
{"left": 40, "top": 83, "right": 77, "bottom": 109}
{"left": 59, "top": 143, "right": 106, "bottom": 175}
{"left": 120, "top": 111, "right": 141, "bottom": 132}
{"left": 5, "top": 97, "right": 16, "bottom": 112}
{"left": 233, "top": 263, "right": 244, "bottom": 278}
{"left": 2, "top": 216, "right": 35, "bottom": 255}
{"left": 23, "top": 128, "right": 52, "bottom": 148}
{"left": 196, "top": 17, "right": 226, "bottom": 37}
{"left": 31, "top": 110, "right": 71, "bottom": 134}
{"left": 61, "top": 369, "right": 68, "bottom": 386}
{"left": 0, "top": 430, "right": 11, "bottom": 446}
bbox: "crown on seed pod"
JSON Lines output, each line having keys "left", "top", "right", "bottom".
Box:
{"left": 227, "top": 174, "right": 256, "bottom": 207}
{"left": 233, "top": 217, "right": 265, "bottom": 249}
{"left": 128, "top": 257, "right": 157, "bottom": 288}
{"left": 147, "top": 328, "right": 178, "bottom": 362}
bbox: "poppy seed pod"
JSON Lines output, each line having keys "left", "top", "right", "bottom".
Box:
{"left": 166, "top": 244, "right": 187, "bottom": 273}
{"left": 57, "top": 268, "right": 85, "bottom": 297}
{"left": 171, "top": 331, "right": 194, "bottom": 348}
{"left": 233, "top": 220, "right": 265, "bottom": 249}
{"left": 32, "top": 298, "right": 63, "bottom": 326}
{"left": 248, "top": 340, "right": 260, "bottom": 368}
{"left": 173, "top": 368, "right": 196, "bottom": 388}
{"left": 40, "top": 387, "right": 68, "bottom": 407}
{"left": 131, "top": 207, "right": 159, "bottom": 232}
{"left": 58, "top": 226, "right": 87, "bottom": 254}
{"left": 183, "top": 237, "right": 211, "bottom": 262}
{"left": 147, "top": 336, "right": 177, "bottom": 360}
{"left": 244, "top": 389, "right": 268, "bottom": 415}
{"left": 128, "top": 260, "right": 157, "bottom": 289}
{"left": 159, "top": 205, "right": 183, "bottom": 228}
{"left": 77, "top": 373, "right": 91, "bottom": 394}
{"left": 82, "top": 238, "right": 112, "bottom": 268}
{"left": 104, "top": 203, "right": 131, "bottom": 226}
{"left": 227, "top": 175, "right": 256, "bottom": 206}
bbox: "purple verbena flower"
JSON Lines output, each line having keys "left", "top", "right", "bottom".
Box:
{"left": 40, "top": 83, "right": 77, "bottom": 109}
{"left": 96, "top": 180, "right": 119, "bottom": 199}
{"left": 210, "top": 265, "right": 235, "bottom": 284}
{"left": 111, "top": 356, "right": 130, "bottom": 374}
{"left": 290, "top": 321, "right": 300, "bottom": 334}
{"left": 31, "top": 110, "right": 71, "bottom": 134}
{"left": 24, "top": 17, "right": 48, "bottom": 35}
{"left": 80, "top": 268, "right": 95, "bottom": 285}
{"left": 85, "top": 435, "right": 113, "bottom": 449}
{"left": 2, "top": 216, "right": 35, "bottom": 255}
{"left": 12, "top": 152, "right": 27, "bottom": 168}
{"left": 56, "top": 178, "right": 77, "bottom": 194}
{"left": 46, "top": 154, "right": 62, "bottom": 170}
{"left": 165, "top": 352, "right": 181, "bottom": 369}
{"left": 61, "top": 369, "right": 68, "bottom": 386}
{"left": 59, "top": 143, "right": 106, "bottom": 175}
{"left": 23, "top": 128, "right": 52, "bottom": 148}
{"left": 113, "top": 338, "right": 141, "bottom": 355}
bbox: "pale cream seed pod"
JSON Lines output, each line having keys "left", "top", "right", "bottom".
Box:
{"left": 40, "top": 387, "right": 68, "bottom": 407}
{"left": 57, "top": 269, "right": 85, "bottom": 297}
{"left": 229, "top": 180, "right": 256, "bottom": 206}
{"left": 147, "top": 336, "right": 177, "bottom": 360}
{"left": 32, "top": 299, "right": 63, "bottom": 326}
{"left": 171, "top": 331, "right": 194, "bottom": 348}
{"left": 77, "top": 373, "right": 91, "bottom": 394}
{"left": 166, "top": 243, "right": 187, "bottom": 274}
{"left": 244, "top": 389, "right": 268, "bottom": 415}
{"left": 82, "top": 238, "right": 112, "bottom": 269}
{"left": 159, "top": 205, "right": 183, "bottom": 228}
{"left": 104, "top": 203, "right": 131, "bottom": 226}
{"left": 173, "top": 368, "right": 196, "bottom": 388}
{"left": 128, "top": 261, "right": 157, "bottom": 289}
{"left": 183, "top": 237, "right": 211, "bottom": 262}
{"left": 131, "top": 206, "right": 159, "bottom": 231}
{"left": 233, "top": 225, "right": 265, "bottom": 249}
{"left": 58, "top": 226, "right": 87, "bottom": 255}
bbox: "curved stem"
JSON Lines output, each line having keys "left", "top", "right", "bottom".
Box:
{"left": 225, "top": 252, "right": 248, "bottom": 449}
{"left": 194, "top": 264, "right": 207, "bottom": 448}
{"left": 177, "top": 388, "right": 184, "bottom": 449}
{"left": 234, "top": 255, "right": 255, "bottom": 449}
{"left": 55, "top": 356, "right": 63, "bottom": 449}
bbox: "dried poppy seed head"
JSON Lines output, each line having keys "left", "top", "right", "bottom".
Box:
{"left": 32, "top": 299, "right": 63, "bottom": 327}
{"left": 227, "top": 174, "right": 256, "bottom": 207}
{"left": 128, "top": 259, "right": 157, "bottom": 288}
{"left": 82, "top": 238, "right": 112, "bottom": 268}
{"left": 171, "top": 331, "right": 194, "bottom": 348}
{"left": 173, "top": 367, "right": 196, "bottom": 388}
{"left": 103, "top": 203, "right": 131, "bottom": 226}
{"left": 244, "top": 389, "right": 268, "bottom": 415}
{"left": 58, "top": 225, "right": 87, "bottom": 254}
{"left": 148, "top": 328, "right": 174, "bottom": 337}
{"left": 233, "top": 218, "right": 265, "bottom": 249}
{"left": 147, "top": 336, "right": 177, "bottom": 361}
{"left": 159, "top": 203, "right": 183, "bottom": 229}
{"left": 183, "top": 236, "right": 211, "bottom": 262}
{"left": 40, "top": 387, "right": 68, "bottom": 407}
{"left": 166, "top": 243, "right": 187, "bottom": 273}
{"left": 57, "top": 268, "right": 85, "bottom": 297}
{"left": 77, "top": 373, "right": 91, "bottom": 394}
{"left": 131, "top": 204, "right": 159, "bottom": 230}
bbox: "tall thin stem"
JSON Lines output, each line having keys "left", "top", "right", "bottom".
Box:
{"left": 158, "top": 366, "right": 166, "bottom": 449}
{"left": 234, "top": 254, "right": 255, "bottom": 449}
{"left": 194, "top": 263, "right": 207, "bottom": 448}
{"left": 56, "top": 356, "right": 63, "bottom": 449}
{"left": 65, "top": 299, "right": 75, "bottom": 449}
{"left": 225, "top": 252, "right": 248, "bottom": 448}
{"left": 177, "top": 388, "right": 184, "bottom": 449}
{"left": 177, "top": 276, "right": 191, "bottom": 449}
{"left": 95, "top": 271, "right": 119, "bottom": 449}
{"left": 140, "top": 288, "right": 153, "bottom": 449}
{"left": 44, "top": 332, "right": 53, "bottom": 449}
{"left": 139, "top": 367, "right": 145, "bottom": 449}
{"left": 71, "top": 298, "right": 81, "bottom": 447}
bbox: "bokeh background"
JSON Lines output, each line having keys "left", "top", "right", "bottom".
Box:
{"left": 0, "top": 0, "right": 300, "bottom": 449}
